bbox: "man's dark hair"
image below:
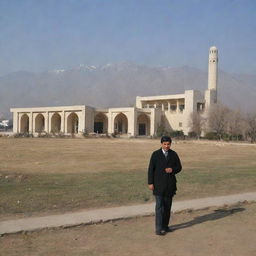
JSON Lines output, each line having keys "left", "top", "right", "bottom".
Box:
{"left": 161, "top": 136, "right": 172, "bottom": 144}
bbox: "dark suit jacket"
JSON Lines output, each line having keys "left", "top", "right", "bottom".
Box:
{"left": 148, "top": 148, "right": 182, "bottom": 196}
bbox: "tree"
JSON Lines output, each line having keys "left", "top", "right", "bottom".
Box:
{"left": 245, "top": 112, "right": 256, "bottom": 143}
{"left": 189, "top": 112, "right": 205, "bottom": 139}
{"left": 207, "top": 104, "right": 230, "bottom": 140}
{"left": 227, "top": 109, "right": 244, "bottom": 140}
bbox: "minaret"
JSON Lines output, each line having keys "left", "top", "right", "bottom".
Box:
{"left": 208, "top": 46, "right": 218, "bottom": 91}
{"left": 205, "top": 46, "right": 218, "bottom": 106}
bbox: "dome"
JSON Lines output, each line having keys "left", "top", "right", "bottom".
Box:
{"left": 210, "top": 46, "right": 217, "bottom": 50}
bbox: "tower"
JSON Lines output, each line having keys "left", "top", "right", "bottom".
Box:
{"left": 208, "top": 46, "right": 218, "bottom": 91}
{"left": 205, "top": 46, "right": 218, "bottom": 106}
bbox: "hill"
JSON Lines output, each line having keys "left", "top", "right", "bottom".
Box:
{"left": 0, "top": 63, "right": 256, "bottom": 118}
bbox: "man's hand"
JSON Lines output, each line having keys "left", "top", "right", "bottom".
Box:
{"left": 148, "top": 184, "right": 154, "bottom": 191}
{"left": 165, "top": 168, "right": 173, "bottom": 173}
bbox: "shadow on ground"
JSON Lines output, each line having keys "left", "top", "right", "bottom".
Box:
{"left": 172, "top": 207, "right": 245, "bottom": 231}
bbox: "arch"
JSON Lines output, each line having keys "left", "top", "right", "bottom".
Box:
{"left": 137, "top": 113, "right": 150, "bottom": 136}
{"left": 94, "top": 113, "right": 108, "bottom": 134}
{"left": 35, "top": 114, "right": 45, "bottom": 133}
{"left": 20, "top": 114, "right": 29, "bottom": 133}
{"left": 67, "top": 112, "right": 79, "bottom": 134}
{"left": 51, "top": 112, "right": 61, "bottom": 133}
{"left": 114, "top": 113, "right": 128, "bottom": 134}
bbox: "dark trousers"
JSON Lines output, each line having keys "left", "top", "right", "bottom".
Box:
{"left": 155, "top": 195, "right": 173, "bottom": 232}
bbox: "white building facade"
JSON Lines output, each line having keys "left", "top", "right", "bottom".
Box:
{"left": 11, "top": 46, "right": 218, "bottom": 137}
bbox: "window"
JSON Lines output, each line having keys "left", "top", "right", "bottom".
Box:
{"left": 179, "top": 122, "right": 182, "bottom": 127}
{"left": 197, "top": 103, "right": 205, "bottom": 112}
{"left": 179, "top": 105, "right": 185, "bottom": 111}
{"left": 171, "top": 105, "right": 177, "bottom": 111}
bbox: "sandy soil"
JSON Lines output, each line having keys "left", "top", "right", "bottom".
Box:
{"left": 1, "top": 202, "right": 255, "bottom": 256}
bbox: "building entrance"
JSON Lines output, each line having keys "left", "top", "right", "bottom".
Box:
{"left": 94, "top": 122, "right": 104, "bottom": 133}
{"left": 139, "top": 123, "right": 146, "bottom": 135}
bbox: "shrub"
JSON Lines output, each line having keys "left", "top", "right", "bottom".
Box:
{"left": 13, "top": 133, "right": 34, "bottom": 138}
{"left": 156, "top": 124, "right": 167, "bottom": 137}
{"left": 204, "top": 132, "right": 219, "bottom": 140}
{"left": 169, "top": 130, "right": 184, "bottom": 139}
{"left": 82, "top": 129, "right": 89, "bottom": 138}
{"left": 188, "top": 131, "right": 198, "bottom": 139}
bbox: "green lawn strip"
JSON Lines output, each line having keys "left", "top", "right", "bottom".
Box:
{"left": 1, "top": 167, "right": 256, "bottom": 217}
{"left": 176, "top": 166, "right": 256, "bottom": 199}
{"left": 0, "top": 171, "right": 151, "bottom": 216}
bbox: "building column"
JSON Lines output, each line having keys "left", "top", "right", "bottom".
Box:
{"left": 29, "top": 112, "right": 33, "bottom": 134}
{"left": 150, "top": 109, "right": 155, "bottom": 136}
{"left": 129, "top": 109, "right": 136, "bottom": 136}
{"left": 162, "top": 103, "right": 164, "bottom": 111}
{"left": 108, "top": 112, "right": 115, "bottom": 134}
{"left": 176, "top": 100, "right": 180, "bottom": 113}
{"left": 79, "top": 108, "right": 85, "bottom": 133}
{"left": 12, "top": 112, "right": 18, "bottom": 133}
{"left": 44, "top": 112, "right": 49, "bottom": 133}
{"left": 32, "top": 113, "right": 36, "bottom": 134}
{"left": 64, "top": 112, "right": 68, "bottom": 134}
{"left": 48, "top": 112, "right": 52, "bottom": 133}
{"left": 168, "top": 102, "right": 170, "bottom": 112}
{"left": 61, "top": 111, "right": 65, "bottom": 133}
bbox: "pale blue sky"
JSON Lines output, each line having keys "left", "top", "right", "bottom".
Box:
{"left": 0, "top": 0, "right": 255, "bottom": 76}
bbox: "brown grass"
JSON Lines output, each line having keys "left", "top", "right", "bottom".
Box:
{"left": 1, "top": 137, "right": 256, "bottom": 174}
{"left": 0, "top": 137, "right": 256, "bottom": 219}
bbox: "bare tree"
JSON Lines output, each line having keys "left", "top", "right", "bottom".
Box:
{"left": 207, "top": 104, "right": 230, "bottom": 140}
{"left": 227, "top": 109, "right": 244, "bottom": 140}
{"left": 245, "top": 112, "right": 256, "bottom": 143}
{"left": 189, "top": 112, "right": 205, "bottom": 139}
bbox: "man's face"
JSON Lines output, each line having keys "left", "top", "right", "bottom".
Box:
{"left": 161, "top": 141, "right": 171, "bottom": 151}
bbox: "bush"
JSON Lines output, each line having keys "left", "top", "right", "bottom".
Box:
{"left": 188, "top": 131, "right": 198, "bottom": 139}
{"left": 82, "top": 129, "right": 89, "bottom": 138}
{"left": 14, "top": 133, "right": 34, "bottom": 138}
{"left": 38, "top": 132, "right": 51, "bottom": 138}
{"left": 204, "top": 132, "right": 219, "bottom": 140}
{"left": 222, "top": 133, "right": 230, "bottom": 142}
{"left": 156, "top": 124, "right": 168, "bottom": 137}
{"left": 169, "top": 130, "right": 184, "bottom": 139}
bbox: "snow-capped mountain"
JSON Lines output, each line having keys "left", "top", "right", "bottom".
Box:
{"left": 0, "top": 63, "right": 256, "bottom": 118}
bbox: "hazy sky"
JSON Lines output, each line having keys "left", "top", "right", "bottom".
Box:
{"left": 0, "top": 0, "right": 255, "bottom": 76}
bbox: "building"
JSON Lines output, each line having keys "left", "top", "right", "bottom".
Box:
{"left": 10, "top": 46, "right": 218, "bottom": 137}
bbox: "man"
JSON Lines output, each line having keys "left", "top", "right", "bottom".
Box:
{"left": 148, "top": 136, "right": 182, "bottom": 236}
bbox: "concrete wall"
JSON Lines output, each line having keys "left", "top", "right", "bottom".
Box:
{"left": 183, "top": 90, "right": 205, "bottom": 135}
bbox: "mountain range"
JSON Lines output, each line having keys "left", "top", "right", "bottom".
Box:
{"left": 0, "top": 62, "right": 256, "bottom": 119}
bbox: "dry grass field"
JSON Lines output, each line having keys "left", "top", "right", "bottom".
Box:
{"left": 1, "top": 137, "right": 256, "bottom": 220}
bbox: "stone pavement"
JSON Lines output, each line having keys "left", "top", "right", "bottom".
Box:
{"left": 1, "top": 192, "right": 256, "bottom": 236}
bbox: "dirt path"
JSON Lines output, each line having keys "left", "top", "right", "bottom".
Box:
{"left": 1, "top": 192, "right": 256, "bottom": 235}
{"left": 1, "top": 202, "right": 255, "bottom": 256}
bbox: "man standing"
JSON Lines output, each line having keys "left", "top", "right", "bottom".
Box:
{"left": 148, "top": 136, "right": 182, "bottom": 236}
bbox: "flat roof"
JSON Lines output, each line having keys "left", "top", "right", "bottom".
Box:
{"left": 10, "top": 105, "right": 87, "bottom": 112}
{"left": 137, "top": 93, "right": 185, "bottom": 101}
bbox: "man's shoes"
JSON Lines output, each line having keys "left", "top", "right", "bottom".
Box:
{"left": 163, "top": 227, "right": 173, "bottom": 232}
{"left": 155, "top": 230, "right": 166, "bottom": 236}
